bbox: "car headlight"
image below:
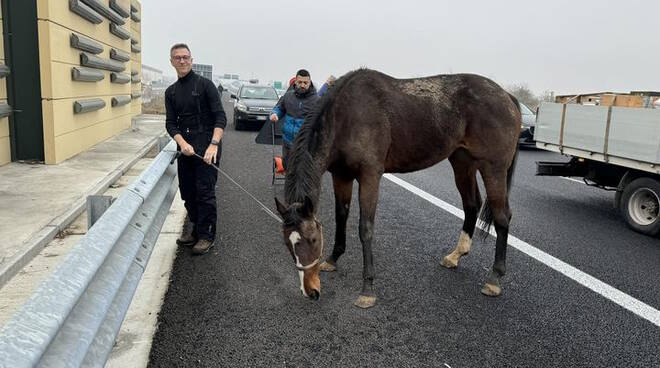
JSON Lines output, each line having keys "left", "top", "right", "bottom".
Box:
{"left": 235, "top": 103, "right": 247, "bottom": 112}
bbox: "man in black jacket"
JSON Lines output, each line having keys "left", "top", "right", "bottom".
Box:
{"left": 165, "top": 43, "right": 226, "bottom": 255}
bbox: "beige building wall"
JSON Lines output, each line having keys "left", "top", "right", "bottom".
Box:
{"left": 0, "top": 4, "right": 10, "bottom": 166}
{"left": 36, "top": 0, "right": 141, "bottom": 164}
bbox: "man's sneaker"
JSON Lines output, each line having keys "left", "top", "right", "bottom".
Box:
{"left": 192, "top": 239, "right": 214, "bottom": 255}
{"left": 176, "top": 217, "right": 197, "bottom": 246}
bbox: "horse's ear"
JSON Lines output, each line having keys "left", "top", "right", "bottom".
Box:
{"left": 274, "top": 197, "right": 288, "bottom": 216}
{"left": 301, "top": 196, "right": 314, "bottom": 218}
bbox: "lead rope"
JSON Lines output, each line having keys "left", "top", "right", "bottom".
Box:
{"left": 166, "top": 150, "right": 282, "bottom": 223}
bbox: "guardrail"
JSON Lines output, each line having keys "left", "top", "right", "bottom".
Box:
{"left": 0, "top": 141, "right": 178, "bottom": 367}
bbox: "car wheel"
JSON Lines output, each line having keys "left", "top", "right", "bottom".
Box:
{"left": 620, "top": 177, "right": 660, "bottom": 236}
{"left": 234, "top": 115, "right": 243, "bottom": 131}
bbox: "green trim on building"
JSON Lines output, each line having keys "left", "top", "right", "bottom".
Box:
{"left": 2, "top": 0, "right": 44, "bottom": 162}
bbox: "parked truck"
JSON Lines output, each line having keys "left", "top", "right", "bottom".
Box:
{"left": 534, "top": 99, "right": 660, "bottom": 236}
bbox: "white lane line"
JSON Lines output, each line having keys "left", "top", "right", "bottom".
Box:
{"left": 383, "top": 173, "right": 660, "bottom": 328}
{"left": 561, "top": 177, "right": 585, "bottom": 184}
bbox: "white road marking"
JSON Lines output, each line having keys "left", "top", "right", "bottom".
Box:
{"left": 561, "top": 176, "right": 585, "bottom": 184}
{"left": 383, "top": 173, "right": 660, "bottom": 328}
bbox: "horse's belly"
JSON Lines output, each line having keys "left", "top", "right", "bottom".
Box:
{"left": 384, "top": 149, "right": 451, "bottom": 173}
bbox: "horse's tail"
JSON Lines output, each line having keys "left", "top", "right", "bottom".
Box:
{"left": 477, "top": 93, "right": 521, "bottom": 239}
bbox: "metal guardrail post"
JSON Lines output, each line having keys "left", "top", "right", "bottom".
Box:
{"left": 87, "top": 195, "right": 114, "bottom": 228}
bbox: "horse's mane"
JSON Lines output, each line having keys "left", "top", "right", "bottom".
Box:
{"left": 283, "top": 69, "right": 366, "bottom": 208}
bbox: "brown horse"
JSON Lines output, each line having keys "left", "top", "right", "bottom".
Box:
{"left": 274, "top": 69, "right": 520, "bottom": 308}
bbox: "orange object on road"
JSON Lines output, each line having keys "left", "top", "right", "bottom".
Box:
{"left": 274, "top": 156, "right": 285, "bottom": 175}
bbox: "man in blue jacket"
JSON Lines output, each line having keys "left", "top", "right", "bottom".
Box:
{"left": 269, "top": 69, "right": 319, "bottom": 169}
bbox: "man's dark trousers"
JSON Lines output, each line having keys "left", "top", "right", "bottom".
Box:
{"left": 177, "top": 131, "right": 221, "bottom": 242}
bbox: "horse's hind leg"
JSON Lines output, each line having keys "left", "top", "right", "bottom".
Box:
{"left": 441, "top": 150, "right": 481, "bottom": 269}
{"left": 354, "top": 170, "right": 382, "bottom": 309}
{"left": 479, "top": 165, "right": 512, "bottom": 297}
{"left": 320, "top": 174, "right": 353, "bottom": 272}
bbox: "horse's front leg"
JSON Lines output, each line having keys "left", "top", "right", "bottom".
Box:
{"left": 320, "top": 175, "right": 353, "bottom": 272}
{"left": 354, "top": 171, "right": 382, "bottom": 309}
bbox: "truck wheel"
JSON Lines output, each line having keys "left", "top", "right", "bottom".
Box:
{"left": 620, "top": 177, "right": 660, "bottom": 236}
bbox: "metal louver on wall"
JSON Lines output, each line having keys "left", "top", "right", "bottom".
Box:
{"left": 69, "top": 0, "right": 103, "bottom": 24}
{"left": 70, "top": 33, "right": 104, "bottom": 54}
{"left": 131, "top": 92, "right": 141, "bottom": 99}
{"left": 111, "top": 95, "right": 132, "bottom": 107}
{"left": 0, "top": 64, "right": 10, "bottom": 78}
{"left": 0, "top": 102, "right": 12, "bottom": 118}
{"left": 109, "top": 23, "right": 131, "bottom": 40}
{"left": 110, "top": 72, "right": 131, "bottom": 84}
{"left": 72, "top": 67, "right": 105, "bottom": 82}
{"left": 131, "top": 44, "right": 141, "bottom": 53}
{"left": 80, "top": 52, "right": 126, "bottom": 72}
{"left": 130, "top": 11, "right": 141, "bottom": 22}
{"left": 73, "top": 98, "right": 106, "bottom": 114}
{"left": 109, "top": 0, "right": 130, "bottom": 18}
{"left": 80, "top": 0, "right": 125, "bottom": 25}
{"left": 131, "top": 74, "right": 140, "bottom": 84}
{"left": 109, "top": 48, "right": 131, "bottom": 62}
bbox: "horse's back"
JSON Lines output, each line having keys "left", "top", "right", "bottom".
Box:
{"left": 327, "top": 70, "right": 520, "bottom": 173}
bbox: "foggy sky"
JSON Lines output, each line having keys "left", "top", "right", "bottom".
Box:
{"left": 141, "top": 0, "right": 659, "bottom": 95}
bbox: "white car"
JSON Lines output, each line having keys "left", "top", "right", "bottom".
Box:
{"left": 518, "top": 102, "right": 537, "bottom": 147}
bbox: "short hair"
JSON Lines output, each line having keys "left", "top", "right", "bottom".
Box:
{"left": 170, "top": 43, "right": 191, "bottom": 56}
{"left": 296, "top": 69, "right": 310, "bottom": 78}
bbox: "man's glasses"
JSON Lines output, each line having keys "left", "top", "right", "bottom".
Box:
{"left": 172, "top": 55, "right": 191, "bottom": 62}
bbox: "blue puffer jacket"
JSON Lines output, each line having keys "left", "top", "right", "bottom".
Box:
{"left": 272, "top": 85, "right": 319, "bottom": 145}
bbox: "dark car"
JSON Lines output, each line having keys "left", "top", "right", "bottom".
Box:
{"left": 230, "top": 85, "right": 279, "bottom": 130}
{"left": 518, "top": 102, "right": 537, "bottom": 147}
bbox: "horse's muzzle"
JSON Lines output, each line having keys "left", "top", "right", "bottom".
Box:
{"left": 308, "top": 289, "right": 320, "bottom": 300}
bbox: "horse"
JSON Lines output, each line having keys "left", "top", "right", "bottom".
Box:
{"left": 274, "top": 68, "right": 520, "bottom": 308}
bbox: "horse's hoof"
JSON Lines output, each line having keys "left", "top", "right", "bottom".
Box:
{"left": 319, "top": 261, "right": 337, "bottom": 272}
{"left": 354, "top": 295, "right": 377, "bottom": 309}
{"left": 440, "top": 255, "right": 458, "bottom": 269}
{"left": 480, "top": 283, "right": 501, "bottom": 297}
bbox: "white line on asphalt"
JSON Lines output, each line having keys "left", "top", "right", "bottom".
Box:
{"left": 383, "top": 174, "right": 660, "bottom": 328}
{"left": 561, "top": 177, "right": 585, "bottom": 184}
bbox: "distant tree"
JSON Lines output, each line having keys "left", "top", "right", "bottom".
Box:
{"left": 537, "top": 90, "right": 555, "bottom": 104}
{"left": 506, "top": 83, "right": 539, "bottom": 109}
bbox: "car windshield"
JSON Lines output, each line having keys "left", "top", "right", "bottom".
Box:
{"left": 240, "top": 87, "right": 278, "bottom": 100}
{"left": 519, "top": 102, "right": 535, "bottom": 115}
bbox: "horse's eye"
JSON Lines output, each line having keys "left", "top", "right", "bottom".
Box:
{"left": 311, "top": 238, "right": 316, "bottom": 243}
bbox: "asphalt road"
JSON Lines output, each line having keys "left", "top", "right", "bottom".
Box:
{"left": 149, "top": 100, "right": 660, "bottom": 367}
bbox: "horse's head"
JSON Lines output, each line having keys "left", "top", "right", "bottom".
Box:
{"left": 275, "top": 196, "right": 323, "bottom": 300}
